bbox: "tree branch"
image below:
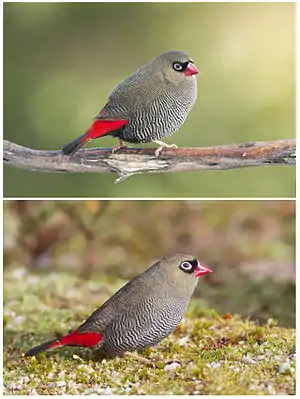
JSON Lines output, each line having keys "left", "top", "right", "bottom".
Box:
{"left": 3, "top": 139, "right": 296, "bottom": 183}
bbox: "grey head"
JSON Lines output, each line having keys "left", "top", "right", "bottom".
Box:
{"left": 151, "top": 51, "right": 199, "bottom": 85}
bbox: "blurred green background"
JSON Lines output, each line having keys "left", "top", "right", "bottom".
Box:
{"left": 4, "top": 2, "right": 295, "bottom": 197}
{"left": 4, "top": 200, "right": 295, "bottom": 327}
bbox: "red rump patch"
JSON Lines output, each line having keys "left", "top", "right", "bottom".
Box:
{"left": 54, "top": 329, "right": 103, "bottom": 348}
{"left": 81, "top": 118, "right": 128, "bottom": 143}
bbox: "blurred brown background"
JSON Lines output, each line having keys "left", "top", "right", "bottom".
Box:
{"left": 3, "top": 2, "right": 295, "bottom": 197}
{"left": 4, "top": 200, "right": 295, "bottom": 327}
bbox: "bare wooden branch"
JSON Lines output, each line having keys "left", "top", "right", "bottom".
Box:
{"left": 3, "top": 139, "right": 296, "bottom": 183}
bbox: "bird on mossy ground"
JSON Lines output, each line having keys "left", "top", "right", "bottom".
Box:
{"left": 61, "top": 51, "right": 199, "bottom": 157}
{"left": 25, "top": 254, "right": 212, "bottom": 363}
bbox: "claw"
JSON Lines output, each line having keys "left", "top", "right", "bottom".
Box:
{"left": 154, "top": 140, "right": 178, "bottom": 156}
{"left": 112, "top": 140, "right": 127, "bottom": 154}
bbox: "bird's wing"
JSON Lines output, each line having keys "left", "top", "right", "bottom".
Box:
{"left": 98, "top": 66, "right": 165, "bottom": 116}
{"left": 77, "top": 266, "right": 160, "bottom": 334}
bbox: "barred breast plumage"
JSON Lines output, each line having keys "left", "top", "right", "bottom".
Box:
{"left": 94, "top": 293, "right": 192, "bottom": 355}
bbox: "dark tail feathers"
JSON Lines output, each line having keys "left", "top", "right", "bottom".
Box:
{"left": 25, "top": 339, "right": 61, "bottom": 357}
{"left": 61, "top": 133, "right": 88, "bottom": 155}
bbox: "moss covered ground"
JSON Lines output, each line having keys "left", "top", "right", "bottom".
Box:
{"left": 4, "top": 268, "right": 295, "bottom": 395}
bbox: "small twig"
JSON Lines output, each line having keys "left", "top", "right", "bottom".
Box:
{"left": 3, "top": 139, "right": 296, "bottom": 183}
{"left": 124, "top": 351, "right": 152, "bottom": 365}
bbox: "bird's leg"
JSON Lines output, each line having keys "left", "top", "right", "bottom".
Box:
{"left": 154, "top": 140, "right": 178, "bottom": 156}
{"left": 124, "top": 351, "right": 152, "bottom": 365}
{"left": 112, "top": 140, "right": 127, "bottom": 153}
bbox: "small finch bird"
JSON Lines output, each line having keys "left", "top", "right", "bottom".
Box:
{"left": 61, "top": 51, "right": 198, "bottom": 156}
{"left": 25, "top": 254, "right": 211, "bottom": 359}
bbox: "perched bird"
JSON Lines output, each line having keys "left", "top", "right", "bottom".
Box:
{"left": 61, "top": 51, "right": 198, "bottom": 156}
{"left": 25, "top": 254, "right": 212, "bottom": 358}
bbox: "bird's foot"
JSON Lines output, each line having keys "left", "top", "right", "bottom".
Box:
{"left": 124, "top": 351, "right": 152, "bottom": 365}
{"left": 112, "top": 140, "right": 128, "bottom": 153}
{"left": 154, "top": 140, "right": 178, "bottom": 156}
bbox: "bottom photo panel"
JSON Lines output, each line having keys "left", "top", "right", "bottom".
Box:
{"left": 3, "top": 200, "right": 295, "bottom": 395}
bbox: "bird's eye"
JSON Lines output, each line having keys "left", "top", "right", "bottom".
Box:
{"left": 180, "top": 261, "right": 193, "bottom": 271}
{"left": 179, "top": 259, "right": 198, "bottom": 274}
{"left": 173, "top": 62, "right": 184, "bottom": 72}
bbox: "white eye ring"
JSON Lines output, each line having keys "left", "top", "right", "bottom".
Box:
{"left": 180, "top": 261, "right": 193, "bottom": 271}
{"left": 173, "top": 62, "right": 183, "bottom": 71}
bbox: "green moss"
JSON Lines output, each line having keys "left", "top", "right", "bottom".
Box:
{"left": 4, "top": 269, "right": 295, "bottom": 395}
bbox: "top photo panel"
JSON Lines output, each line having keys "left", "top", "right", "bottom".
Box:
{"left": 3, "top": 2, "right": 295, "bottom": 198}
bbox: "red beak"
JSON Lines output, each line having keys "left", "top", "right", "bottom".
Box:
{"left": 194, "top": 262, "right": 213, "bottom": 277}
{"left": 184, "top": 62, "right": 199, "bottom": 77}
